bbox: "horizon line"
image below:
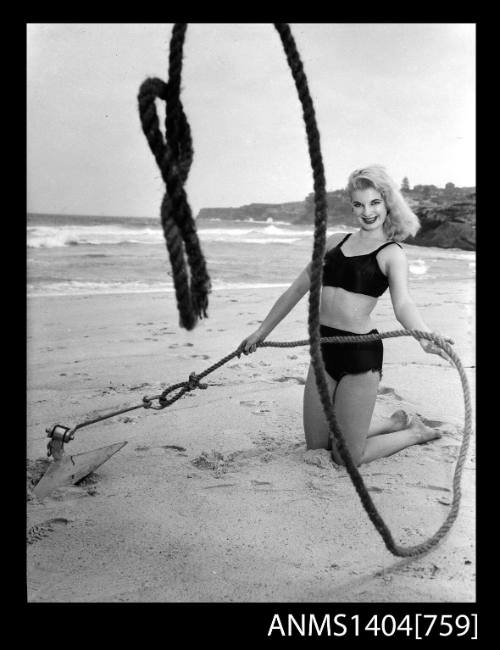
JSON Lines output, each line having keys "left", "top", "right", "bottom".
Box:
{"left": 28, "top": 181, "right": 476, "bottom": 221}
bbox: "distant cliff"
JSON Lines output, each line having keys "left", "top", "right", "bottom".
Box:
{"left": 197, "top": 201, "right": 305, "bottom": 222}
{"left": 406, "top": 195, "right": 476, "bottom": 251}
{"left": 197, "top": 184, "right": 476, "bottom": 250}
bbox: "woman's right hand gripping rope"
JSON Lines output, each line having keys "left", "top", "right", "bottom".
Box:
{"left": 238, "top": 329, "right": 266, "bottom": 355}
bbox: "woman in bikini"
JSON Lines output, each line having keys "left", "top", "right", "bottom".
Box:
{"left": 239, "top": 165, "right": 450, "bottom": 466}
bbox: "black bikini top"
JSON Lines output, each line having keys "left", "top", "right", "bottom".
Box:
{"left": 322, "top": 233, "right": 402, "bottom": 298}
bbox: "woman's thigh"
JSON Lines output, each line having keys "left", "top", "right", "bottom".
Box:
{"left": 330, "top": 370, "right": 380, "bottom": 465}
{"left": 303, "top": 363, "right": 337, "bottom": 449}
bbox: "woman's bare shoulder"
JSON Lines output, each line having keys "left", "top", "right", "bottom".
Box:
{"left": 379, "top": 241, "right": 407, "bottom": 276}
{"left": 382, "top": 241, "right": 407, "bottom": 261}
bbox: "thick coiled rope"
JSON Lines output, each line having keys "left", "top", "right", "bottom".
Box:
{"left": 137, "top": 23, "right": 473, "bottom": 557}
{"left": 138, "top": 24, "right": 211, "bottom": 330}
{"left": 272, "top": 24, "right": 472, "bottom": 557}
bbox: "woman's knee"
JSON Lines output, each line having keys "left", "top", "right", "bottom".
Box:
{"left": 302, "top": 365, "right": 336, "bottom": 449}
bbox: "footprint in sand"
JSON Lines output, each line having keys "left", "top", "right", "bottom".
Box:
{"left": 202, "top": 483, "right": 239, "bottom": 489}
{"left": 273, "top": 375, "right": 306, "bottom": 385}
{"left": 377, "top": 386, "right": 405, "bottom": 400}
{"left": 162, "top": 445, "right": 187, "bottom": 452}
{"left": 191, "top": 450, "right": 229, "bottom": 477}
{"left": 405, "top": 482, "right": 451, "bottom": 493}
{"left": 27, "top": 518, "right": 70, "bottom": 544}
{"left": 239, "top": 399, "right": 272, "bottom": 415}
{"left": 240, "top": 399, "right": 274, "bottom": 408}
{"left": 417, "top": 414, "right": 446, "bottom": 428}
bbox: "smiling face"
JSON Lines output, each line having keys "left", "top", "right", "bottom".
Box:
{"left": 351, "top": 187, "right": 388, "bottom": 233}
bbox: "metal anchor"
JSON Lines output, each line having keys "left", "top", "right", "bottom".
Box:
{"left": 32, "top": 423, "right": 127, "bottom": 499}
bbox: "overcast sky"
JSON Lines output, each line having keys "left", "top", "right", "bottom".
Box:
{"left": 27, "top": 23, "right": 475, "bottom": 218}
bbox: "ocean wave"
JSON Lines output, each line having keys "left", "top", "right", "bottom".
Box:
{"left": 27, "top": 222, "right": 352, "bottom": 248}
{"left": 207, "top": 237, "right": 302, "bottom": 245}
{"left": 206, "top": 217, "right": 293, "bottom": 225}
{"left": 409, "top": 259, "right": 429, "bottom": 275}
{"left": 27, "top": 225, "right": 162, "bottom": 248}
{"left": 27, "top": 280, "right": 291, "bottom": 298}
{"left": 198, "top": 226, "right": 351, "bottom": 244}
{"left": 404, "top": 244, "right": 475, "bottom": 262}
{"left": 198, "top": 225, "right": 313, "bottom": 238}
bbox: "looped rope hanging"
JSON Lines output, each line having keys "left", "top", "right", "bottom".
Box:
{"left": 138, "top": 23, "right": 211, "bottom": 330}
{"left": 136, "top": 23, "right": 473, "bottom": 558}
{"left": 272, "top": 24, "right": 474, "bottom": 557}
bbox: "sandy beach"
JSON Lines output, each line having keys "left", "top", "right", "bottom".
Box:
{"left": 26, "top": 281, "right": 475, "bottom": 603}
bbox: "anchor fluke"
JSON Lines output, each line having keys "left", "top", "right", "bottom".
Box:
{"left": 33, "top": 440, "right": 127, "bottom": 499}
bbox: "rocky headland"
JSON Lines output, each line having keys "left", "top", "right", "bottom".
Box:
{"left": 197, "top": 183, "right": 476, "bottom": 251}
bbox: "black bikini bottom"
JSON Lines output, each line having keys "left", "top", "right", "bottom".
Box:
{"left": 319, "top": 325, "right": 383, "bottom": 383}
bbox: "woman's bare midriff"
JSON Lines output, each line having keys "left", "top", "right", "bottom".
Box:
{"left": 319, "top": 286, "right": 378, "bottom": 332}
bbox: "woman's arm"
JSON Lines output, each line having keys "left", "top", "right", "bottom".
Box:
{"left": 239, "top": 263, "right": 311, "bottom": 354}
{"left": 386, "top": 248, "right": 430, "bottom": 330}
{"left": 385, "top": 247, "right": 452, "bottom": 361}
{"left": 239, "top": 232, "right": 344, "bottom": 354}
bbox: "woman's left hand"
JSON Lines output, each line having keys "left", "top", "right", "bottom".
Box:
{"left": 418, "top": 331, "right": 454, "bottom": 364}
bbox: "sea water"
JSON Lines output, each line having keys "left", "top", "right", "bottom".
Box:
{"left": 27, "top": 213, "right": 475, "bottom": 298}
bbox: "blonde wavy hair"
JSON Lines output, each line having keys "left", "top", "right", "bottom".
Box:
{"left": 346, "top": 165, "right": 420, "bottom": 241}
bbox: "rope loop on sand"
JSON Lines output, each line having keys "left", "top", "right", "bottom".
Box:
{"left": 154, "top": 330, "right": 472, "bottom": 557}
